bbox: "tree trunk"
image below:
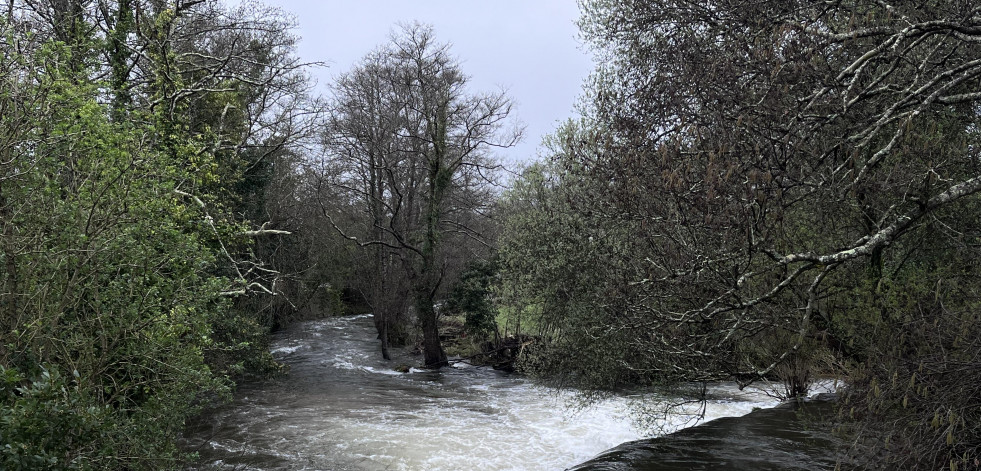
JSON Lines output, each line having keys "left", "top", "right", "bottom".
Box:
{"left": 415, "top": 195, "right": 448, "bottom": 367}
{"left": 416, "top": 288, "right": 447, "bottom": 367}
{"left": 369, "top": 147, "right": 393, "bottom": 360}
{"left": 379, "top": 314, "right": 391, "bottom": 360}
{"left": 416, "top": 102, "right": 450, "bottom": 368}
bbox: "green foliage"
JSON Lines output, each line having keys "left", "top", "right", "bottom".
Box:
{"left": 496, "top": 158, "right": 604, "bottom": 339}
{"left": 445, "top": 259, "right": 498, "bottom": 339}
{"left": 496, "top": 155, "right": 657, "bottom": 390}
{"left": 0, "top": 64, "right": 228, "bottom": 468}
{"left": 0, "top": 366, "right": 104, "bottom": 470}
{"left": 827, "top": 210, "right": 981, "bottom": 469}
{"left": 0, "top": 2, "right": 305, "bottom": 467}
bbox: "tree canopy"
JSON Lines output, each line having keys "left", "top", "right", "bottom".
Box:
{"left": 498, "top": 1, "right": 981, "bottom": 468}
{"left": 0, "top": 1, "right": 317, "bottom": 468}
{"left": 312, "top": 23, "right": 520, "bottom": 366}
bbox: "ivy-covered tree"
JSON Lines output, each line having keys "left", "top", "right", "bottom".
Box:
{"left": 314, "top": 24, "right": 520, "bottom": 366}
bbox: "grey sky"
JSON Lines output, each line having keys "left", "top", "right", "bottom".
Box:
{"left": 258, "top": 0, "right": 594, "bottom": 164}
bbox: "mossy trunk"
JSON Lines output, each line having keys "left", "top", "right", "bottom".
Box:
{"left": 416, "top": 100, "right": 450, "bottom": 368}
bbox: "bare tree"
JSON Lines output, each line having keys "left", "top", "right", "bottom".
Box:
{"left": 315, "top": 23, "right": 520, "bottom": 366}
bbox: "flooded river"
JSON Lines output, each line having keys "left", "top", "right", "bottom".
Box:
{"left": 183, "top": 315, "right": 789, "bottom": 470}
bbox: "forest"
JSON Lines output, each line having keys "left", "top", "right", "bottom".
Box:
{"left": 1, "top": 0, "right": 980, "bottom": 470}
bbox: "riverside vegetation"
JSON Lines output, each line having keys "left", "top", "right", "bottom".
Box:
{"left": 2, "top": 1, "right": 981, "bottom": 470}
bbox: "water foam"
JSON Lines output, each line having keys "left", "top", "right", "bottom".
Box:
{"left": 187, "top": 315, "right": 786, "bottom": 471}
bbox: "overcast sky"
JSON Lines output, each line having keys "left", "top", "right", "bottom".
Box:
{"left": 255, "top": 0, "right": 594, "bottom": 164}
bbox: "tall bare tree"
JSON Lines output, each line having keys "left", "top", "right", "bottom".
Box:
{"left": 315, "top": 23, "right": 520, "bottom": 366}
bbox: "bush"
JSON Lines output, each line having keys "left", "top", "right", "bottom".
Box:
{"left": 0, "top": 366, "right": 105, "bottom": 470}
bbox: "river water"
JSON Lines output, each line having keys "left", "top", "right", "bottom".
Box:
{"left": 183, "top": 314, "right": 787, "bottom": 471}
{"left": 568, "top": 397, "right": 840, "bottom": 471}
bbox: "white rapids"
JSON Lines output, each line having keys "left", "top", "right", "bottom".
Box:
{"left": 183, "top": 314, "right": 784, "bottom": 471}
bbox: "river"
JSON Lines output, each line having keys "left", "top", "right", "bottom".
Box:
{"left": 182, "top": 314, "right": 796, "bottom": 470}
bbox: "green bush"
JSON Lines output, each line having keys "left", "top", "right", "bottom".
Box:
{"left": 0, "top": 366, "right": 105, "bottom": 470}
{"left": 446, "top": 259, "right": 499, "bottom": 339}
